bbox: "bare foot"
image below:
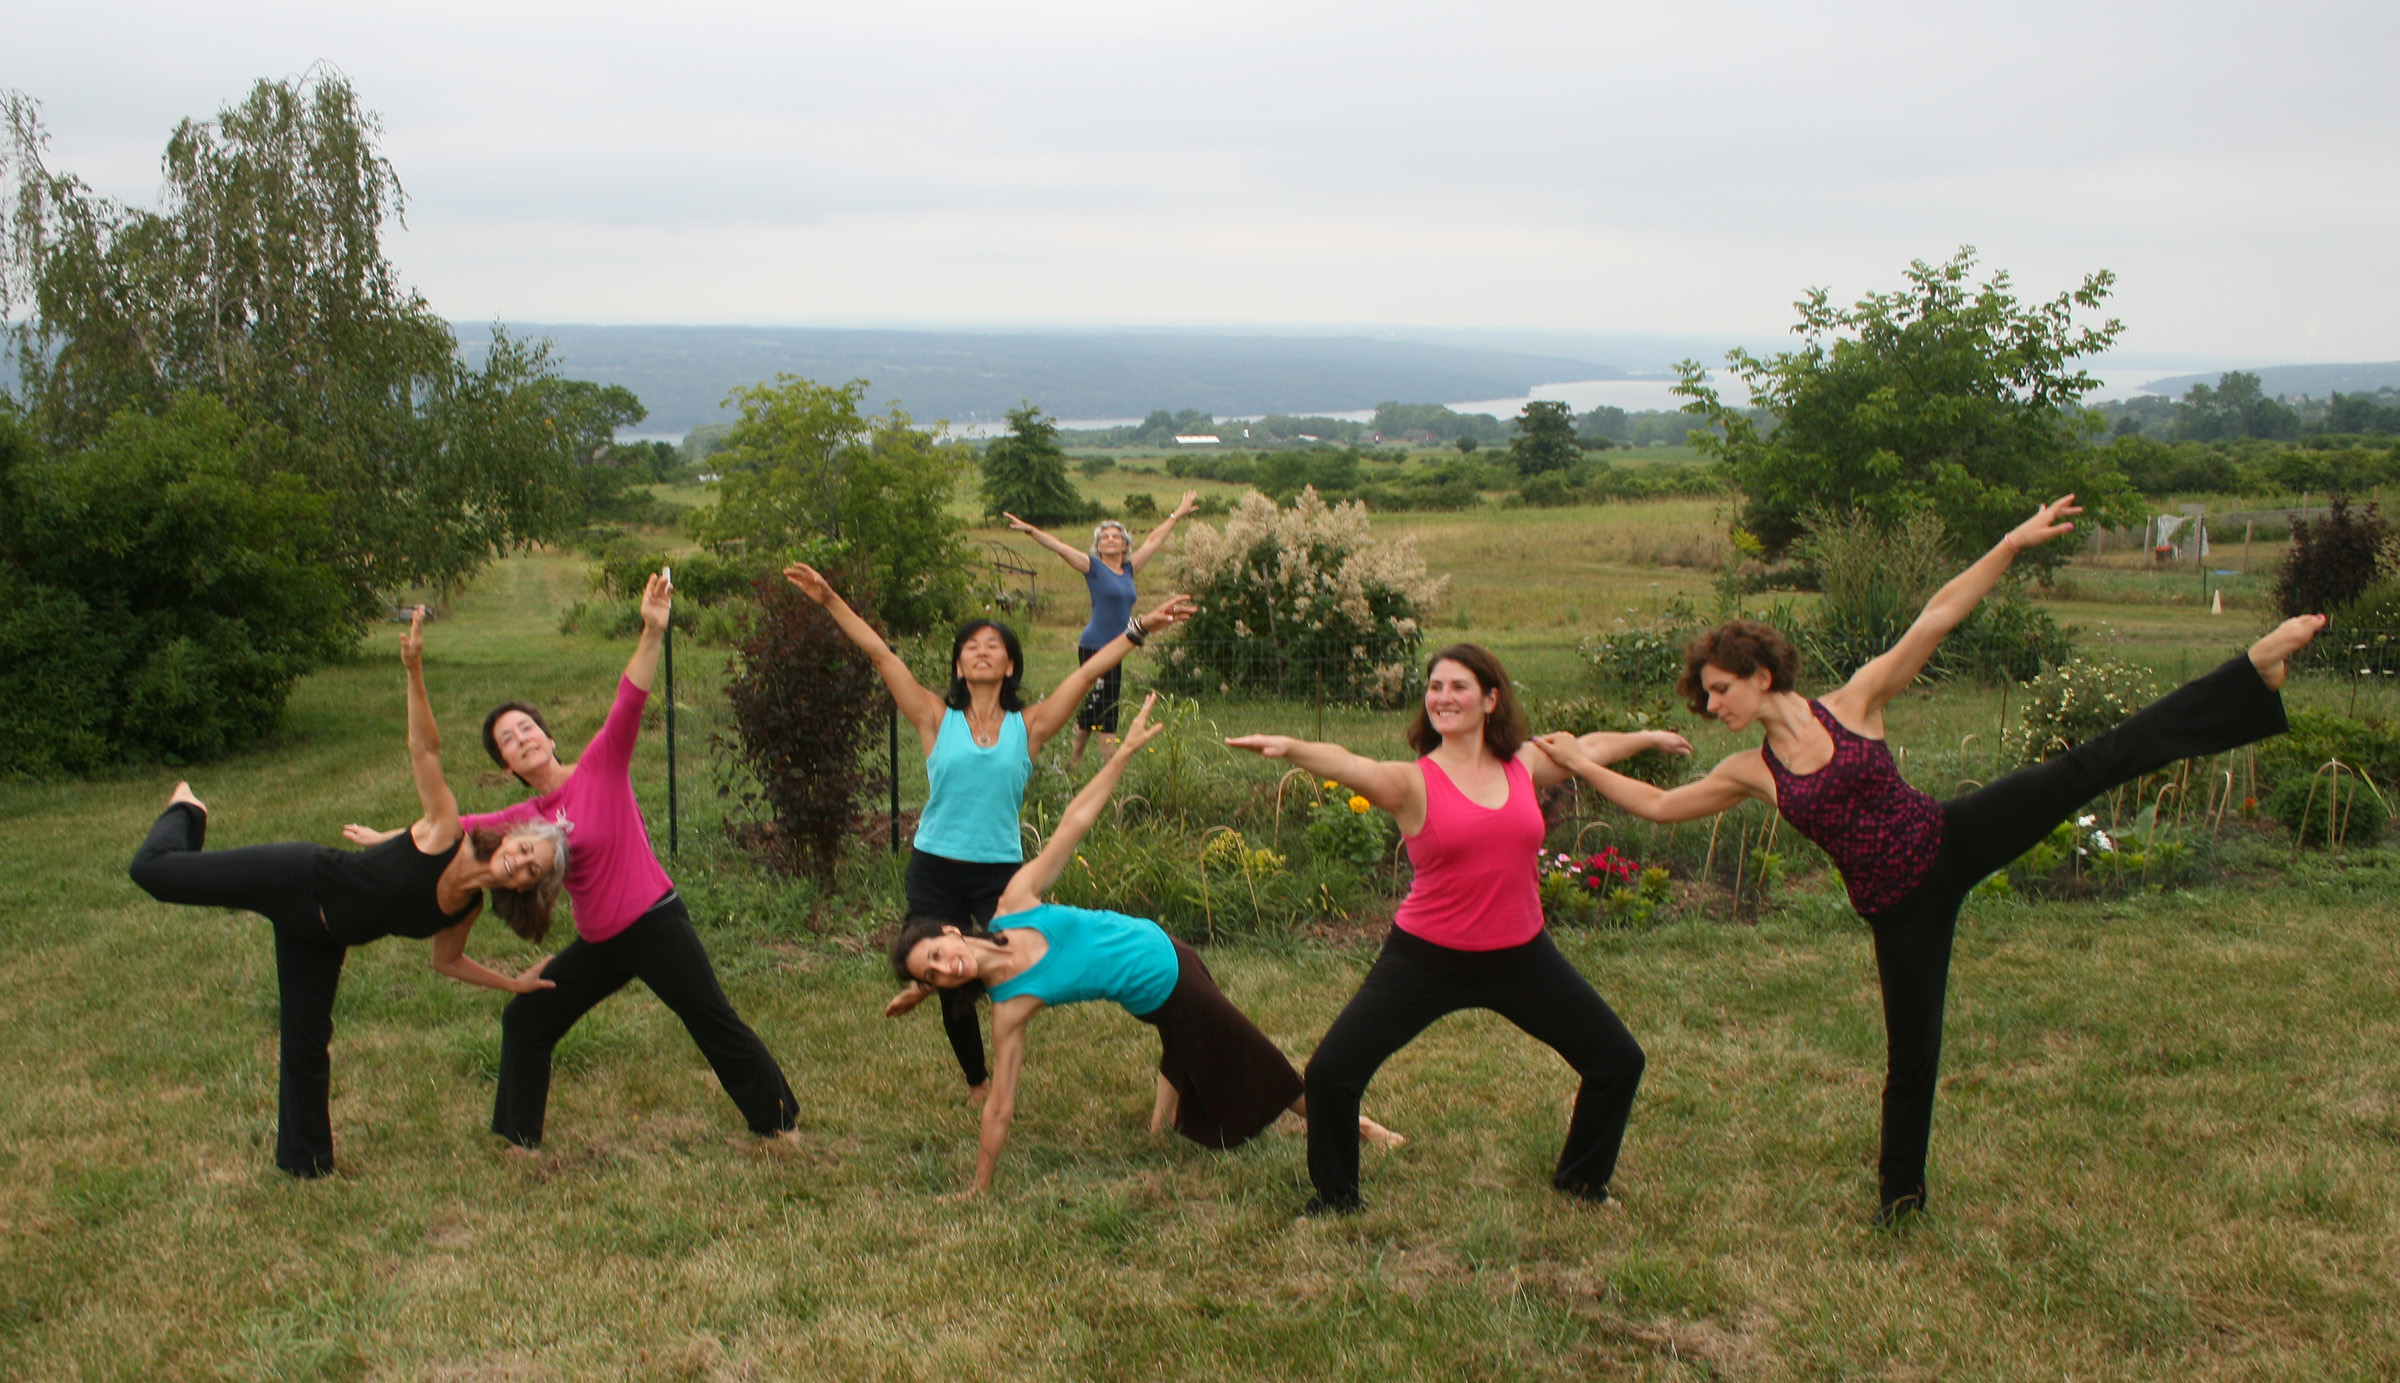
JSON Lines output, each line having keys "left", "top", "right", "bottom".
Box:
{"left": 967, "top": 1082, "right": 991, "bottom": 1110}
{"left": 500, "top": 1142, "right": 541, "bottom": 1162}
{"left": 169, "top": 781, "right": 208, "bottom": 816}
{"left": 2250, "top": 614, "right": 2328, "bottom": 691}
{"left": 1359, "top": 1117, "right": 1406, "bottom": 1149}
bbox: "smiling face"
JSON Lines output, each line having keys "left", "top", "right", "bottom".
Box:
{"left": 1699, "top": 663, "right": 1776, "bottom": 731}
{"left": 1096, "top": 524, "right": 1130, "bottom": 563}
{"left": 1422, "top": 658, "right": 1497, "bottom": 742}
{"left": 491, "top": 710, "right": 556, "bottom": 781}
{"left": 487, "top": 833, "right": 558, "bottom": 891}
{"left": 954, "top": 626, "right": 1016, "bottom": 686}
{"left": 905, "top": 927, "right": 980, "bottom": 988}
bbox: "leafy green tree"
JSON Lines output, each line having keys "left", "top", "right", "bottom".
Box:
{"left": 1577, "top": 405, "right": 1630, "bottom": 445}
{"left": 1508, "top": 399, "right": 1581, "bottom": 475}
{"left": 2179, "top": 372, "right": 2300, "bottom": 442}
{"left": 695, "top": 375, "right": 971, "bottom": 637}
{"left": 0, "top": 395, "right": 355, "bottom": 773}
{"left": 979, "top": 403, "right": 1091, "bottom": 527}
{"left": 1674, "top": 247, "right": 2140, "bottom": 569}
{"left": 2, "top": 75, "right": 578, "bottom": 610}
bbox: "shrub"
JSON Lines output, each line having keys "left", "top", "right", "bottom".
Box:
{"left": 2266, "top": 770, "right": 2389, "bottom": 848}
{"left": 1537, "top": 848, "right": 1673, "bottom": 928}
{"left": 2255, "top": 707, "right": 2400, "bottom": 793}
{"left": 2276, "top": 496, "right": 2391, "bottom": 619}
{"left": 2005, "top": 657, "right": 2164, "bottom": 764}
{"left": 0, "top": 395, "right": 356, "bottom": 775}
{"left": 1527, "top": 696, "right": 1692, "bottom": 788}
{"left": 1580, "top": 627, "right": 1695, "bottom": 690}
{"left": 1155, "top": 488, "right": 1447, "bottom": 706}
{"left": 1122, "top": 492, "right": 1160, "bottom": 520}
{"left": 720, "top": 575, "right": 886, "bottom": 875}
{"left": 1302, "top": 778, "right": 1393, "bottom": 867}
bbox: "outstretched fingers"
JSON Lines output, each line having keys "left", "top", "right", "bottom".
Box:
{"left": 1120, "top": 694, "right": 1165, "bottom": 753}
{"left": 781, "top": 562, "right": 832, "bottom": 603}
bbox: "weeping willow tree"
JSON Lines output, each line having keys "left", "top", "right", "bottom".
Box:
{"left": 1, "top": 68, "right": 577, "bottom": 607}
{"left": 0, "top": 71, "right": 584, "bottom": 772}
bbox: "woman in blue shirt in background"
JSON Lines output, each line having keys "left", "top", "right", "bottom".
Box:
{"left": 891, "top": 694, "right": 1401, "bottom": 1197}
{"left": 781, "top": 561, "right": 1194, "bottom": 1103}
{"left": 1006, "top": 491, "right": 1199, "bottom": 766}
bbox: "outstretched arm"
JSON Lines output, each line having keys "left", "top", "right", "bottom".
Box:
{"left": 1003, "top": 513, "right": 1092, "bottom": 574}
{"left": 1126, "top": 491, "right": 1199, "bottom": 574}
{"left": 1530, "top": 733, "right": 1765, "bottom": 822}
{"left": 429, "top": 915, "right": 558, "bottom": 994}
{"left": 623, "top": 572, "right": 672, "bottom": 692}
{"left": 1022, "top": 595, "right": 1197, "bottom": 754}
{"left": 1001, "top": 696, "right": 1165, "bottom": 911}
{"left": 1223, "top": 733, "right": 1422, "bottom": 826}
{"left": 399, "top": 608, "right": 463, "bottom": 841}
{"left": 1520, "top": 728, "right": 1695, "bottom": 790}
{"left": 783, "top": 562, "right": 948, "bottom": 747}
{"left": 1833, "top": 496, "right": 2081, "bottom": 718}
{"left": 953, "top": 999, "right": 1037, "bottom": 1196}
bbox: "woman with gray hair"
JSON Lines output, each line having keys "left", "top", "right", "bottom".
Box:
{"left": 128, "top": 607, "right": 566, "bottom": 1179}
{"left": 1005, "top": 490, "right": 1199, "bottom": 765}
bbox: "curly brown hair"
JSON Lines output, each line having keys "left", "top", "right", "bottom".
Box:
{"left": 1406, "top": 643, "right": 1527, "bottom": 760}
{"left": 1676, "top": 620, "right": 1800, "bottom": 715}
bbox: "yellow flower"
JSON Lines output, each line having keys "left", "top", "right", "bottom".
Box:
{"left": 1348, "top": 795, "right": 1370, "bottom": 814}
{"left": 1323, "top": 779, "right": 1340, "bottom": 791}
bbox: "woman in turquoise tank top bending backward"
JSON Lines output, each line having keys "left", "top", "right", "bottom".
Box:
{"left": 783, "top": 562, "right": 1195, "bottom": 1104}
{"left": 891, "top": 695, "right": 1402, "bottom": 1197}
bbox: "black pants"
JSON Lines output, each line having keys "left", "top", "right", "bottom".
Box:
{"left": 492, "top": 894, "right": 796, "bottom": 1146}
{"left": 1865, "top": 654, "right": 2287, "bottom": 1211}
{"left": 128, "top": 804, "right": 350, "bottom": 1178}
{"left": 905, "top": 848, "right": 1019, "bottom": 1087}
{"left": 1304, "top": 927, "right": 1646, "bottom": 1209}
{"left": 1075, "top": 645, "right": 1123, "bottom": 734}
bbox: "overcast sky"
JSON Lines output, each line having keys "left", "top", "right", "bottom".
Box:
{"left": 11, "top": 0, "right": 2397, "bottom": 363}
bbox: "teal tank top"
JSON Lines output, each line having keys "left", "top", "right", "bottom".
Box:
{"left": 911, "top": 709, "right": 1031, "bottom": 863}
{"left": 986, "top": 903, "right": 1180, "bottom": 1016}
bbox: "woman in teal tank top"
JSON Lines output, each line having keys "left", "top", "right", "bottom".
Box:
{"left": 890, "top": 694, "right": 1401, "bottom": 1197}
{"left": 782, "top": 562, "right": 1195, "bottom": 1099}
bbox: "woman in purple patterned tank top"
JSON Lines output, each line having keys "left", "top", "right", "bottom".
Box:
{"left": 1536, "top": 495, "right": 2327, "bottom": 1224}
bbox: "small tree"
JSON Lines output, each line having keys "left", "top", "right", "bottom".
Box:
{"left": 1509, "top": 399, "right": 1581, "bottom": 476}
{"left": 980, "top": 403, "right": 1090, "bottom": 526}
{"left": 1676, "top": 247, "right": 2141, "bottom": 572}
{"left": 694, "top": 375, "right": 971, "bottom": 638}
{"left": 2276, "top": 497, "right": 2391, "bottom": 619}
{"left": 1156, "top": 488, "right": 1447, "bottom": 705}
{"left": 721, "top": 575, "right": 885, "bottom": 876}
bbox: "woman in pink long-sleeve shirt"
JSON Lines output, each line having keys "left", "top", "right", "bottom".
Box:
{"left": 366, "top": 573, "right": 797, "bottom": 1148}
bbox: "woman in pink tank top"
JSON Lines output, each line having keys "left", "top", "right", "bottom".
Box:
{"left": 1228, "top": 643, "right": 1689, "bottom": 1215}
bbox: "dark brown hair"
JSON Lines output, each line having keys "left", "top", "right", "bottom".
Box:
{"left": 470, "top": 823, "right": 569, "bottom": 943}
{"left": 888, "top": 915, "right": 1006, "bottom": 1000}
{"left": 481, "top": 700, "right": 553, "bottom": 782}
{"left": 1406, "top": 643, "right": 1527, "bottom": 760}
{"left": 1676, "top": 619, "right": 1800, "bottom": 715}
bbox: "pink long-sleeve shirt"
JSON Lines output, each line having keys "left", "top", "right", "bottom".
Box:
{"left": 464, "top": 677, "right": 673, "bottom": 944}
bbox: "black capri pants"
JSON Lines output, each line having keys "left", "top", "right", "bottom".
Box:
{"left": 1075, "top": 645, "right": 1124, "bottom": 734}
{"left": 128, "top": 803, "right": 350, "bottom": 1178}
{"left": 492, "top": 893, "right": 797, "bottom": 1146}
{"left": 1305, "top": 926, "right": 1646, "bottom": 1210}
{"left": 905, "top": 847, "right": 1020, "bottom": 1087}
{"left": 1862, "top": 654, "right": 2286, "bottom": 1213}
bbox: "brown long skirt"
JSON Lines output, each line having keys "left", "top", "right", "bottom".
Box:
{"left": 1135, "top": 941, "right": 1305, "bottom": 1149}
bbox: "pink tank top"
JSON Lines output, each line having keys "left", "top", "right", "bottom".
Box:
{"left": 1393, "top": 756, "right": 1547, "bottom": 951}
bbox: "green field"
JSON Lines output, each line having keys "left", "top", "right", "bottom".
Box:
{"left": 5, "top": 497, "right": 2397, "bottom": 1379}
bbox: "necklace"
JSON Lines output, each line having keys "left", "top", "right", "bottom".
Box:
{"left": 966, "top": 705, "right": 1004, "bottom": 747}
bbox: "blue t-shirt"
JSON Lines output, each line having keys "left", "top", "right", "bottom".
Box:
{"left": 987, "top": 902, "right": 1179, "bottom": 1016}
{"left": 911, "top": 709, "right": 1030, "bottom": 863}
{"left": 1079, "top": 559, "right": 1137, "bottom": 652}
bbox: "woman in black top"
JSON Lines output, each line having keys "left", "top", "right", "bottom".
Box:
{"left": 128, "top": 609, "right": 568, "bottom": 1177}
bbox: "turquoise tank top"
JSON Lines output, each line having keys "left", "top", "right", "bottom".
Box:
{"left": 986, "top": 903, "right": 1179, "bottom": 1016}
{"left": 911, "top": 709, "right": 1031, "bottom": 863}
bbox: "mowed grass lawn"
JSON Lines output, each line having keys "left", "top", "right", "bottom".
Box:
{"left": 4, "top": 507, "right": 2399, "bottom": 1380}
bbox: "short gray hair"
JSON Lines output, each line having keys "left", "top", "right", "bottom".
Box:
{"left": 1088, "top": 520, "right": 1132, "bottom": 567}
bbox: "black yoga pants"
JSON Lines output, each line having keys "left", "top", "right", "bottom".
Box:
{"left": 1304, "top": 926, "right": 1646, "bottom": 1210}
{"left": 905, "top": 848, "right": 1018, "bottom": 1087}
{"left": 128, "top": 803, "right": 348, "bottom": 1178}
{"left": 1864, "top": 654, "right": 2287, "bottom": 1211}
{"left": 491, "top": 894, "right": 797, "bottom": 1146}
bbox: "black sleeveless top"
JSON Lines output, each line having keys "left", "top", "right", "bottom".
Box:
{"left": 313, "top": 830, "right": 479, "bottom": 946}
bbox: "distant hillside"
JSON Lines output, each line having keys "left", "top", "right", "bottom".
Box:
{"left": 2139, "top": 361, "right": 2400, "bottom": 399}
{"left": 449, "top": 325, "right": 1622, "bottom": 434}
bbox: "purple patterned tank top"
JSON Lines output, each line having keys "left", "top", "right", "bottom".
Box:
{"left": 1760, "top": 700, "right": 1943, "bottom": 916}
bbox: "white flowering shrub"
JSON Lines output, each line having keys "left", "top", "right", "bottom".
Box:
{"left": 2004, "top": 656, "right": 2163, "bottom": 764}
{"left": 1156, "top": 487, "right": 1448, "bottom": 706}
